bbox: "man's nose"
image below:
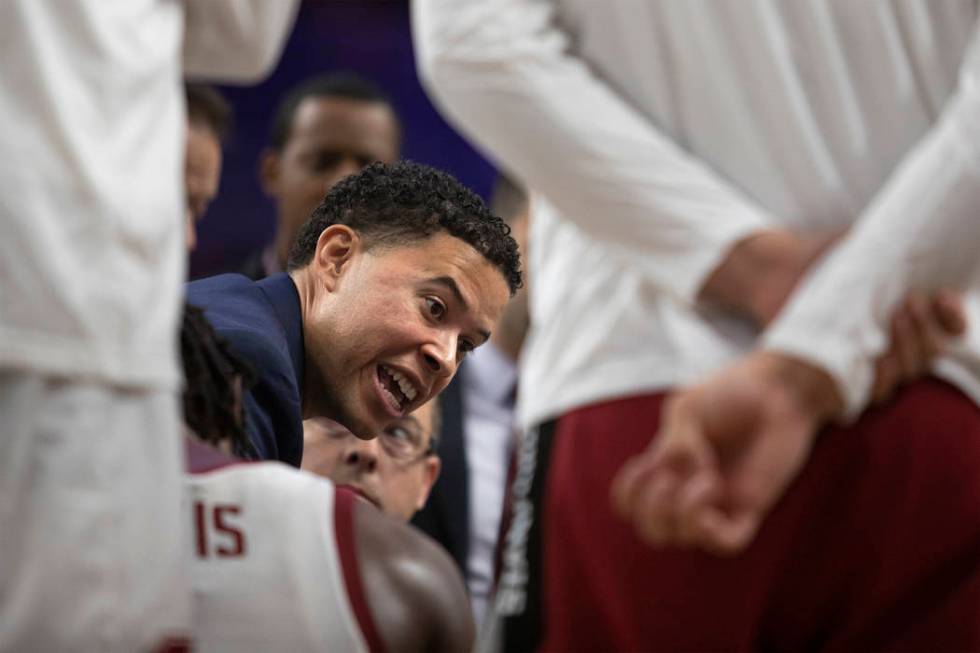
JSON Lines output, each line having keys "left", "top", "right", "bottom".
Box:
{"left": 420, "top": 334, "right": 457, "bottom": 380}
{"left": 343, "top": 441, "right": 379, "bottom": 473}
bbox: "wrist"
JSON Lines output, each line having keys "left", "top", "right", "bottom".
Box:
{"left": 700, "top": 231, "right": 802, "bottom": 326}
{"left": 756, "top": 350, "right": 844, "bottom": 423}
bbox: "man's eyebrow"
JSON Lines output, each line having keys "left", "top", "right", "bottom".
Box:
{"left": 426, "top": 276, "right": 491, "bottom": 344}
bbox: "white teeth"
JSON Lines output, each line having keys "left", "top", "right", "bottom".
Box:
{"left": 380, "top": 386, "right": 401, "bottom": 410}
{"left": 384, "top": 365, "right": 417, "bottom": 402}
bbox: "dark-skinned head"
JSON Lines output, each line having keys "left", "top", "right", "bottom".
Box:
{"left": 261, "top": 72, "right": 401, "bottom": 267}
{"left": 289, "top": 161, "right": 521, "bottom": 440}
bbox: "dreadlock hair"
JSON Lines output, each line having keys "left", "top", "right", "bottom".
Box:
{"left": 180, "top": 304, "right": 256, "bottom": 457}
{"left": 287, "top": 161, "right": 523, "bottom": 296}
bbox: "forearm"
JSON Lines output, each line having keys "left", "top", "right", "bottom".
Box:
{"left": 764, "top": 85, "right": 980, "bottom": 417}
{"left": 699, "top": 229, "right": 843, "bottom": 327}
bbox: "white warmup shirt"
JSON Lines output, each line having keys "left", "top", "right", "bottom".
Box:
{"left": 461, "top": 341, "right": 518, "bottom": 624}
{"left": 414, "top": 0, "right": 980, "bottom": 425}
{"left": 0, "top": 0, "right": 297, "bottom": 390}
{"left": 186, "top": 442, "right": 375, "bottom": 652}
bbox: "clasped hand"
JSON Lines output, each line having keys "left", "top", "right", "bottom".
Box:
{"left": 612, "top": 231, "right": 966, "bottom": 554}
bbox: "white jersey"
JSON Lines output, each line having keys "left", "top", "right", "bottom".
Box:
{"left": 185, "top": 441, "right": 383, "bottom": 652}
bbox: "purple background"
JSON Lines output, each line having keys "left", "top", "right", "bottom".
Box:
{"left": 190, "top": 0, "right": 496, "bottom": 279}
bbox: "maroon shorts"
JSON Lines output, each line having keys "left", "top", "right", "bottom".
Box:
{"left": 494, "top": 378, "right": 980, "bottom": 652}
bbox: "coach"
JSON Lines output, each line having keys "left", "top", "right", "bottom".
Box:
{"left": 187, "top": 161, "right": 521, "bottom": 465}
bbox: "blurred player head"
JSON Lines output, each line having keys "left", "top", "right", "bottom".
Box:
{"left": 180, "top": 304, "right": 255, "bottom": 456}
{"left": 287, "top": 161, "right": 520, "bottom": 440}
{"left": 260, "top": 72, "right": 401, "bottom": 268}
{"left": 184, "top": 83, "right": 231, "bottom": 252}
{"left": 302, "top": 399, "right": 441, "bottom": 521}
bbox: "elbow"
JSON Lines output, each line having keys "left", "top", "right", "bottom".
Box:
{"left": 229, "top": 47, "right": 281, "bottom": 84}
{"left": 184, "top": 42, "right": 284, "bottom": 85}
{"left": 214, "top": 38, "right": 285, "bottom": 83}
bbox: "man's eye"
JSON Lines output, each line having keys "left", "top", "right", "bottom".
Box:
{"left": 425, "top": 297, "right": 446, "bottom": 320}
{"left": 385, "top": 425, "right": 411, "bottom": 441}
{"left": 459, "top": 339, "right": 476, "bottom": 358}
{"left": 312, "top": 152, "right": 342, "bottom": 171}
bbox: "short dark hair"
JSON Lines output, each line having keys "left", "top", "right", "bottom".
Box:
{"left": 180, "top": 304, "right": 256, "bottom": 457}
{"left": 270, "top": 71, "right": 399, "bottom": 152}
{"left": 185, "top": 83, "right": 232, "bottom": 141}
{"left": 287, "top": 161, "right": 523, "bottom": 296}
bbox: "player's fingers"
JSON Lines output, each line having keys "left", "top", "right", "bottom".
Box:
{"left": 907, "top": 293, "right": 942, "bottom": 360}
{"left": 674, "top": 473, "right": 721, "bottom": 546}
{"left": 931, "top": 289, "right": 967, "bottom": 336}
{"left": 633, "top": 470, "right": 681, "bottom": 547}
{"left": 611, "top": 453, "right": 658, "bottom": 519}
{"left": 892, "top": 306, "right": 924, "bottom": 381}
{"left": 871, "top": 354, "right": 899, "bottom": 405}
{"left": 694, "top": 507, "right": 761, "bottom": 556}
{"left": 612, "top": 427, "right": 689, "bottom": 524}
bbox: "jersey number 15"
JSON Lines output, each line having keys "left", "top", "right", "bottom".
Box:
{"left": 194, "top": 501, "right": 246, "bottom": 558}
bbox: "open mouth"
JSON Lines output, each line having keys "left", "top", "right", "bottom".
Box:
{"left": 375, "top": 364, "right": 418, "bottom": 416}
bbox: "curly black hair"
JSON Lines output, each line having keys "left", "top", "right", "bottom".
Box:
{"left": 180, "top": 304, "right": 256, "bottom": 457}
{"left": 286, "top": 161, "right": 523, "bottom": 295}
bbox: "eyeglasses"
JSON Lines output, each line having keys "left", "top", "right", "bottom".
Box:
{"left": 378, "top": 419, "right": 434, "bottom": 463}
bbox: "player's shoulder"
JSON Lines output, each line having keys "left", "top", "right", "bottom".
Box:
{"left": 355, "top": 499, "right": 455, "bottom": 568}
{"left": 186, "top": 273, "right": 258, "bottom": 311}
{"left": 210, "top": 458, "right": 332, "bottom": 493}
{"left": 186, "top": 274, "right": 278, "bottom": 340}
{"left": 187, "top": 442, "right": 333, "bottom": 497}
{"left": 351, "top": 498, "right": 475, "bottom": 651}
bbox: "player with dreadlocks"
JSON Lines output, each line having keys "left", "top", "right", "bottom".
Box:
{"left": 180, "top": 303, "right": 254, "bottom": 456}
{"left": 177, "top": 303, "right": 473, "bottom": 652}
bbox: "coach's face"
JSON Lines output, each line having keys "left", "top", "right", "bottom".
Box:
{"left": 301, "top": 400, "right": 440, "bottom": 521}
{"left": 300, "top": 226, "right": 509, "bottom": 439}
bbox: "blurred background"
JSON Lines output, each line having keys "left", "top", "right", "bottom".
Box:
{"left": 189, "top": 0, "right": 496, "bottom": 279}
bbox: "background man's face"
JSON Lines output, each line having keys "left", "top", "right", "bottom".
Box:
{"left": 184, "top": 122, "right": 223, "bottom": 251}
{"left": 305, "top": 231, "right": 510, "bottom": 440}
{"left": 302, "top": 401, "right": 440, "bottom": 521}
{"left": 261, "top": 96, "right": 400, "bottom": 257}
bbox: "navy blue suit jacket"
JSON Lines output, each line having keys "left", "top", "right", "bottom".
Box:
{"left": 186, "top": 273, "right": 305, "bottom": 466}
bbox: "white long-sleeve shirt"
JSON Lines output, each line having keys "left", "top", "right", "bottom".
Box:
{"left": 0, "top": 0, "right": 297, "bottom": 390}
{"left": 414, "top": 0, "right": 980, "bottom": 426}
{"left": 461, "top": 342, "right": 518, "bottom": 626}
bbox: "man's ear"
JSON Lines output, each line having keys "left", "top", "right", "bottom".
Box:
{"left": 258, "top": 148, "right": 281, "bottom": 196}
{"left": 416, "top": 456, "right": 442, "bottom": 511}
{"left": 313, "top": 224, "right": 359, "bottom": 291}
